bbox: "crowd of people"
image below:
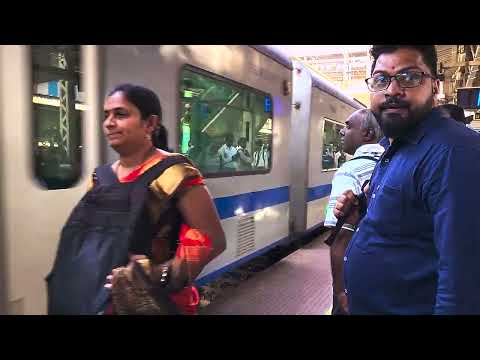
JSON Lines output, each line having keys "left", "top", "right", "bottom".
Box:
{"left": 217, "top": 134, "right": 270, "bottom": 171}
{"left": 46, "top": 44, "right": 480, "bottom": 315}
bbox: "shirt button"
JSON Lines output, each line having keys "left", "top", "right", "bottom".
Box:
{"left": 344, "top": 289, "right": 348, "bottom": 294}
{"left": 384, "top": 158, "right": 390, "bottom": 164}
{"left": 356, "top": 227, "right": 360, "bottom": 232}
{"left": 343, "top": 256, "right": 348, "bottom": 262}
{"left": 372, "top": 193, "right": 376, "bottom": 199}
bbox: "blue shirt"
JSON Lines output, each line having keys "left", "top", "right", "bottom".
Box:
{"left": 344, "top": 107, "right": 480, "bottom": 315}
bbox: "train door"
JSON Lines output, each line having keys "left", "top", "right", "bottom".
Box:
{"left": 288, "top": 60, "right": 313, "bottom": 238}
{"left": 0, "top": 45, "right": 103, "bottom": 314}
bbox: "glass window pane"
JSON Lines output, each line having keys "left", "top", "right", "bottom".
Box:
{"left": 322, "top": 118, "right": 345, "bottom": 170}
{"left": 180, "top": 67, "right": 272, "bottom": 176}
{"left": 32, "top": 45, "right": 83, "bottom": 189}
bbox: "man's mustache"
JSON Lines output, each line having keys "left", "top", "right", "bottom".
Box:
{"left": 380, "top": 98, "right": 410, "bottom": 110}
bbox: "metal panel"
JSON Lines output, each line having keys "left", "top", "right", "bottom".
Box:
{"left": 236, "top": 215, "right": 255, "bottom": 257}
{"left": 289, "top": 60, "right": 312, "bottom": 236}
{"left": 0, "top": 46, "right": 101, "bottom": 314}
{"left": 252, "top": 45, "right": 364, "bottom": 110}
{"left": 0, "top": 46, "right": 6, "bottom": 314}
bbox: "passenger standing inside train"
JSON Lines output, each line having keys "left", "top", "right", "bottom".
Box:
{"left": 335, "top": 45, "right": 480, "bottom": 314}
{"left": 218, "top": 133, "right": 238, "bottom": 171}
{"left": 253, "top": 139, "right": 269, "bottom": 169}
{"left": 334, "top": 147, "right": 347, "bottom": 168}
{"left": 324, "top": 109, "right": 384, "bottom": 315}
{"left": 236, "top": 137, "right": 252, "bottom": 171}
{"left": 48, "top": 84, "right": 226, "bottom": 315}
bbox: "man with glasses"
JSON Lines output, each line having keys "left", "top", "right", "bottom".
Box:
{"left": 334, "top": 45, "right": 480, "bottom": 314}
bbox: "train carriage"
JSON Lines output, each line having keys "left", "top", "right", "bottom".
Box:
{"left": 0, "top": 45, "right": 363, "bottom": 314}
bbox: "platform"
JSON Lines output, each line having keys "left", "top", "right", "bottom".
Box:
{"left": 200, "top": 233, "right": 333, "bottom": 315}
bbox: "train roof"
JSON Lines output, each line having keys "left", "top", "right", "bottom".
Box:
{"left": 251, "top": 45, "right": 365, "bottom": 110}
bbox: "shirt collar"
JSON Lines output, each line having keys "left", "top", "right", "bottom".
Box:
{"left": 353, "top": 143, "right": 385, "bottom": 159}
{"left": 379, "top": 137, "right": 390, "bottom": 150}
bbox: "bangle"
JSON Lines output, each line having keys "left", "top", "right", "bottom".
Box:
{"left": 157, "top": 264, "right": 170, "bottom": 288}
{"left": 341, "top": 223, "right": 356, "bottom": 232}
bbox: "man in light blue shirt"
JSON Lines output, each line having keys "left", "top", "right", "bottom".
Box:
{"left": 324, "top": 109, "right": 384, "bottom": 315}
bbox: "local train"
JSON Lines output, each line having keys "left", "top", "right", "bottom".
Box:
{"left": 0, "top": 45, "right": 364, "bottom": 314}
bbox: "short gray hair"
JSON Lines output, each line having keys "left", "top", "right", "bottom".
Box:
{"left": 359, "top": 109, "right": 383, "bottom": 141}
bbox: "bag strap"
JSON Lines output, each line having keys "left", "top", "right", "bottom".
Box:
{"left": 126, "top": 154, "right": 193, "bottom": 253}
{"left": 129, "top": 154, "right": 193, "bottom": 217}
{"left": 324, "top": 180, "right": 370, "bottom": 247}
{"left": 93, "top": 164, "right": 118, "bottom": 186}
{"left": 325, "top": 156, "right": 380, "bottom": 245}
{"left": 93, "top": 154, "right": 192, "bottom": 188}
{"left": 348, "top": 155, "right": 380, "bottom": 163}
{"left": 134, "top": 154, "right": 192, "bottom": 189}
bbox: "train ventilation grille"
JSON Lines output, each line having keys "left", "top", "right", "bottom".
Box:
{"left": 236, "top": 215, "right": 255, "bottom": 257}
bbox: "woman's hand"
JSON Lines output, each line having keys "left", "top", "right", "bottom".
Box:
{"left": 104, "top": 254, "right": 147, "bottom": 290}
{"left": 105, "top": 253, "right": 190, "bottom": 293}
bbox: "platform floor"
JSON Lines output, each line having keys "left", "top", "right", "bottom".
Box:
{"left": 200, "top": 233, "right": 333, "bottom": 315}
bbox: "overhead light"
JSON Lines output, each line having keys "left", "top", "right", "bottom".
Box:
{"left": 32, "top": 95, "right": 87, "bottom": 111}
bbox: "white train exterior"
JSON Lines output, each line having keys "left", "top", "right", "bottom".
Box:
{"left": 0, "top": 45, "right": 364, "bottom": 314}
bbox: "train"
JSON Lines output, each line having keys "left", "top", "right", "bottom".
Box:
{"left": 0, "top": 45, "right": 364, "bottom": 314}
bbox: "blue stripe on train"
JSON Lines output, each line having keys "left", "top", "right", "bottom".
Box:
{"left": 194, "top": 221, "right": 327, "bottom": 286}
{"left": 199, "top": 184, "right": 332, "bottom": 285}
{"left": 307, "top": 184, "right": 332, "bottom": 202}
{"left": 212, "top": 184, "right": 332, "bottom": 220}
{"left": 213, "top": 186, "right": 290, "bottom": 220}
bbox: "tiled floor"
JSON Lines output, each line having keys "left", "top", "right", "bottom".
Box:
{"left": 201, "top": 233, "right": 333, "bottom": 315}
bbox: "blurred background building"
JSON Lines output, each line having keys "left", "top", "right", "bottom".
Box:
{"left": 274, "top": 45, "right": 480, "bottom": 130}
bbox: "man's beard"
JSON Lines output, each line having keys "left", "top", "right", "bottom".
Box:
{"left": 374, "top": 95, "right": 434, "bottom": 139}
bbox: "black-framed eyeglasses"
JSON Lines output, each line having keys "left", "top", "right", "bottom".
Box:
{"left": 365, "top": 70, "right": 435, "bottom": 92}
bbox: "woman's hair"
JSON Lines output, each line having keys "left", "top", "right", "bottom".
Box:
{"left": 153, "top": 124, "right": 172, "bottom": 151}
{"left": 108, "top": 83, "right": 162, "bottom": 121}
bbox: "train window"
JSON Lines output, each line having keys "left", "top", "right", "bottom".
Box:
{"left": 179, "top": 66, "right": 273, "bottom": 177}
{"left": 322, "top": 118, "right": 345, "bottom": 171}
{"left": 31, "top": 45, "right": 83, "bottom": 190}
